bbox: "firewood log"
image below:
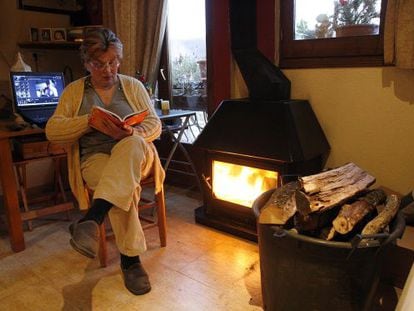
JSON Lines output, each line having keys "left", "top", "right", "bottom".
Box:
{"left": 361, "top": 194, "right": 401, "bottom": 235}
{"left": 294, "top": 205, "right": 340, "bottom": 234}
{"left": 320, "top": 226, "right": 336, "bottom": 240}
{"left": 332, "top": 201, "right": 372, "bottom": 234}
{"left": 298, "top": 162, "right": 376, "bottom": 214}
{"left": 258, "top": 182, "right": 300, "bottom": 225}
{"left": 332, "top": 189, "right": 386, "bottom": 235}
{"left": 326, "top": 227, "right": 336, "bottom": 240}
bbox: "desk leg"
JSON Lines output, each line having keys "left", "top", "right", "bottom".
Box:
{"left": 174, "top": 132, "right": 204, "bottom": 194}
{"left": 162, "top": 116, "right": 191, "bottom": 172}
{"left": 162, "top": 116, "right": 203, "bottom": 194}
{"left": 0, "top": 138, "right": 25, "bottom": 252}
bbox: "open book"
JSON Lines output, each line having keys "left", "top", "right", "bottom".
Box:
{"left": 89, "top": 106, "right": 149, "bottom": 130}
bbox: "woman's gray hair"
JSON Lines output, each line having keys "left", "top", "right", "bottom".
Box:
{"left": 80, "top": 28, "right": 123, "bottom": 63}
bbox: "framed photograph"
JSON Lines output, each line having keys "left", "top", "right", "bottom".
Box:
{"left": 39, "top": 28, "right": 52, "bottom": 41}
{"left": 52, "top": 28, "right": 67, "bottom": 41}
{"left": 30, "top": 27, "right": 39, "bottom": 42}
{"left": 18, "top": 0, "right": 82, "bottom": 15}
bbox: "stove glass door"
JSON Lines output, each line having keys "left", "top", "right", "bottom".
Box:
{"left": 212, "top": 160, "right": 278, "bottom": 207}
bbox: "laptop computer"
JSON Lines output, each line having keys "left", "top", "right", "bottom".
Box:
{"left": 10, "top": 71, "right": 65, "bottom": 127}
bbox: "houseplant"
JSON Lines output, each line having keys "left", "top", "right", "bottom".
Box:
{"left": 332, "top": 0, "right": 380, "bottom": 37}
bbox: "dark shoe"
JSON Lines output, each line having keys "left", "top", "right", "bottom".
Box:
{"left": 121, "top": 263, "right": 151, "bottom": 295}
{"left": 69, "top": 220, "right": 99, "bottom": 258}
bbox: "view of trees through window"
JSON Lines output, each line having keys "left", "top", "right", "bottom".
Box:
{"left": 295, "top": 0, "right": 382, "bottom": 40}
{"left": 167, "top": 0, "right": 206, "bottom": 98}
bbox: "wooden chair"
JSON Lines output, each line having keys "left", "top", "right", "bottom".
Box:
{"left": 14, "top": 154, "right": 73, "bottom": 231}
{"left": 88, "top": 176, "right": 167, "bottom": 267}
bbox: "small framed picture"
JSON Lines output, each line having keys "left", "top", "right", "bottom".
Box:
{"left": 30, "top": 27, "right": 39, "bottom": 41}
{"left": 52, "top": 28, "right": 67, "bottom": 41}
{"left": 39, "top": 28, "right": 52, "bottom": 41}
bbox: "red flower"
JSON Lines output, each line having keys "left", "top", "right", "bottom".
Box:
{"left": 339, "top": 0, "right": 348, "bottom": 5}
{"left": 136, "top": 71, "right": 146, "bottom": 83}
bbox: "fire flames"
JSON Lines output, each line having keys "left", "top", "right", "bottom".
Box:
{"left": 212, "top": 160, "right": 278, "bottom": 207}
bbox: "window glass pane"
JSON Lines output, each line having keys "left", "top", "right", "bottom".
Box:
{"left": 294, "top": 0, "right": 382, "bottom": 40}
{"left": 168, "top": 0, "right": 206, "bottom": 100}
{"left": 166, "top": 0, "right": 207, "bottom": 142}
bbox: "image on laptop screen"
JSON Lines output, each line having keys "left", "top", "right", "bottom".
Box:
{"left": 10, "top": 72, "right": 65, "bottom": 109}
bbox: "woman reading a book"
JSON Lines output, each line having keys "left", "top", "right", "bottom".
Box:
{"left": 45, "top": 28, "right": 164, "bottom": 295}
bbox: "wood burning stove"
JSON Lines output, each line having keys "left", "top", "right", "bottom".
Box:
{"left": 194, "top": 100, "right": 330, "bottom": 241}
{"left": 193, "top": 0, "right": 330, "bottom": 240}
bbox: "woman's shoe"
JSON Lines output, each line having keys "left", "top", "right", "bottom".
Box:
{"left": 121, "top": 263, "right": 151, "bottom": 295}
{"left": 69, "top": 220, "right": 100, "bottom": 258}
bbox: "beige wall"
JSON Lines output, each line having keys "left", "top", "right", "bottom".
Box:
{"left": 232, "top": 65, "right": 414, "bottom": 195}
{"left": 0, "top": 3, "right": 83, "bottom": 193}
{"left": 0, "top": 3, "right": 84, "bottom": 80}
{"left": 286, "top": 67, "right": 414, "bottom": 194}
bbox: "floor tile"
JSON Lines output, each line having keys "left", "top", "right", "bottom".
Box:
{"left": 0, "top": 185, "right": 263, "bottom": 310}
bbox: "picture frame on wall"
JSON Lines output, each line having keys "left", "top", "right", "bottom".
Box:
{"left": 18, "top": 0, "right": 82, "bottom": 15}
{"left": 52, "top": 28, "right": 67, "bottom": 41}
{"left": 39, "top": 28, "right": 52, "bottom": 41}
{"left": 30, "top": 27, "right": 39, "bottom": 42}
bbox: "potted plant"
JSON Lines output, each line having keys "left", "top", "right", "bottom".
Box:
{"left": 332, "top": 0, "right": 380, "bottom": 37}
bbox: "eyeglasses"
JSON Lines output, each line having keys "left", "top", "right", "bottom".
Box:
{"left": 89, "top": 58, "right": 120, "bottom": 71}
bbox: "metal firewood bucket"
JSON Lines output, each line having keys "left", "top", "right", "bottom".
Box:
{"left": 253, "top": 189, "right": 406, "bottom": 311}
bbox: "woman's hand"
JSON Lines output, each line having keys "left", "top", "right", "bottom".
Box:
{"left": 88, "top": 115, "right": 133, "bottom": 140}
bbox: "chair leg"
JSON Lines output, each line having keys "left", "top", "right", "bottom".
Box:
{"left": 98, "top": 222, "right": 107, "bottom": 267}
{"left": 156, "top": 187, "right": 167, "bottom": 247}
{"left": 15, "top": 164, "right": 32, "bottom": 231}
{"left": 53, "top": 157, "right": 70, "bottom": 221}
{"left": 95, "top": 182, "right": 166, "bottom": 268}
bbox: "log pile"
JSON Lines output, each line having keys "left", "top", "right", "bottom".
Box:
{"left": 259, "top": 162, "right": 402, "bottom": 241}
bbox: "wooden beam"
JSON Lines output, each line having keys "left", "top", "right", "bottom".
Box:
{"left": 206, "top": 0, "right": 231, "bottom": 114}
{"left": 21, "top": 202, "right": 74, "bottom": 221}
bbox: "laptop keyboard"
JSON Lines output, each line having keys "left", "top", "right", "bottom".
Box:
{"left": 21, "top": 109, "right": 54, "bottom": 125}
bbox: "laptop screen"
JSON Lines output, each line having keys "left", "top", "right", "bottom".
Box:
{"left": 10, "top": 72, "right": 65, "bottom": 110}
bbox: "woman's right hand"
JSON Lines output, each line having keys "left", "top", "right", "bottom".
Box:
{"left": 88, "top": 115, "right": 133, "bottom": 140}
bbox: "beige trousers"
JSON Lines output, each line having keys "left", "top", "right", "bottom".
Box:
{"left": 80, "top": 135, "right": 155, "bottom": 256}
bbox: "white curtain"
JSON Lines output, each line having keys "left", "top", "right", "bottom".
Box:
{"left": 384, "top": 0, "right": 414, "bottom": 68}
{"left": 102, "top": 0, "right": 168, "bottom": 86}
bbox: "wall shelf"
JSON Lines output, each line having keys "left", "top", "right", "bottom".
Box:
{"left": 18, "top": 41, "right": 81, "bottom": 50}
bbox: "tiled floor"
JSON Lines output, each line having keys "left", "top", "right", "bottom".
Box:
{"left": 1, "top": 184, "right": 413, "bottom": 310}
{"left": 0, "top": 185, "right": 262, "bottom": 310}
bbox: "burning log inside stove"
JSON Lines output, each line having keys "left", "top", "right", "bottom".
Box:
{"left": 258, "top": 162, "right": 403, "bottom": 241}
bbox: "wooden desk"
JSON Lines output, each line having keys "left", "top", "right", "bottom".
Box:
{"left": 0, "top": 124, "right": 73, "bottom": 252}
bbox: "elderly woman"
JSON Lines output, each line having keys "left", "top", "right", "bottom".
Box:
{"left": 46, "top": 28, "right": 164, "bottom": 295}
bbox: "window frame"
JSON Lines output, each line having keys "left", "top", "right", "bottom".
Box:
{"left": 279, "top": 0, "right": 388, "bottom": 69}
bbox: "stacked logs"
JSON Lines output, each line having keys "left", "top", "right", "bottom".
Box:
{"left": 259, "top": 162, "right": 402, "bottom": 241}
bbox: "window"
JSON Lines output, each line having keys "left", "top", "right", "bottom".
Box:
{"left": 158, "top": 0, "right": 207, "bottom": 138}
{"left": 168, "top": 0, "right": 206, "bottom": 97}
{"left": 279, "top": 0, "right": 388, "bottom": 68}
